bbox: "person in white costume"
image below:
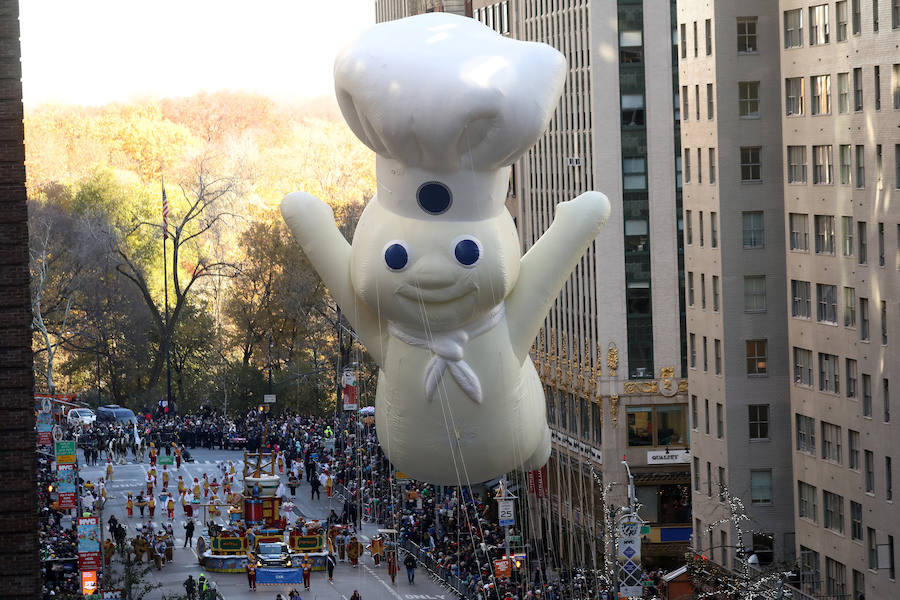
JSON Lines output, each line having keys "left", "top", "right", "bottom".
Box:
{"left": 282, "top": 13, "right": 610, "bottom": 484}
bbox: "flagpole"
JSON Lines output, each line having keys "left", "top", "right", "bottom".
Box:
{"left": 162, "top": 180, "right": 173, "bottom": 414}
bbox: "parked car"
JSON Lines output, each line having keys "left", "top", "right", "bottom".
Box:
{"left": 67, "top": 408, "right": 96, "bottom": 427}
{"left": 251, "top": 542, "right": 294, "bottom": 568}
{"left": 96, "top": 405, "right": 138, "bottom": 425}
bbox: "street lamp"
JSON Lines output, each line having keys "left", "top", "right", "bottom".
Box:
{"left": 267, "top": 333, "right": 274, "bottom": 396}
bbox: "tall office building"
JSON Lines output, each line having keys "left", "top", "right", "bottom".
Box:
{"left": 779, "top": 1, "right": 899, "bottom": 598}
{"left": 676, "top": 0, "right": 796, "bottom": 568}
{"left": 374, "top": 0, "right": 692, "bottom": 571}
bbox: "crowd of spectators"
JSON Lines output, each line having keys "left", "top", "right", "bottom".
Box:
{"left": 38, "top": 452, "right": 81, "bottom": 599}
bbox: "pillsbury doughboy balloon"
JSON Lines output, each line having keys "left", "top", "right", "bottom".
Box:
{"left": 282, "top": 13, "right": 610, "bottom": 484}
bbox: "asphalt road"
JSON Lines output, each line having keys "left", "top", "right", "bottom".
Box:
{"left": 78, "top": 447, "right": 455, "bottom": 600}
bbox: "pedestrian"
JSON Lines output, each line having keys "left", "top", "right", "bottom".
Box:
{"left": 310, "top": 476, "right": 321, "bottom": 500}
{"left": 148, "top": 494, "right": 156, "bottom": 518}
{"left": 301, "top": 554, "right": 312, "bottom": 590}
{"left": 185, "top": 518, "right": 195, "bottom": 547}
{"left": 387, "top": 552, "right": 398, "bottom": 584}
{"left": 197, "top": 574, "right": 208, "bottom": 600}
{"left": 326, "top": 551, "right": 336, "bottom": 581}
{"left": 288, "top": 589, "right": 300, "bottom": 600}
{"left": 183, "top": 575, "right": 196, "bottom": 600}
{"left": 335, "top": 531, "right": 346, "bottom": 561}
{"left": 404, "top": 553, "right": 417, "bottom": 584}
{"left": 350, "top": 590, "right": 362, "bottom": 600}
{"left": 288, "top": 474, "right": 298, "bottom": 496}
{"left": 137, "top": 493, "right": 146, "bottom": 517}
{"left": 246, "top": 561, "right": 256, "bottom": 590}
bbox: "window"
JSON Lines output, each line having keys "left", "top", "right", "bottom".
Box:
{"left": 813, "top": 145, "right": 833, "bottom": 184}
{"left": 712, "top": 275, "right": 720, "bottom": 310}
{"left": 746, "top": 339, "right": 767, "bottom": 375}
{"left": 856, "top": 145, "right": 866, "bottom": 188}
{"left": 619, "top": 29, "right": 643, "bottom": 63}
{"left": 895, "top": 0, "right": 900, "bottom": 27}
{"left": 741, "top": 146, "right": 761, "bottom": 181}
{"left": 592, "top": 402, "right": 601, "bottom": 443}
{"left": 853, "top": 0, "right": 862, "bottom": 33}
{"left": 685, "top": 210, "right": 693, "bottom": 244}
{"left": 794, "top": 347, "right": 813, "bottom": 386}
{"left": 693, "top": 456, "right": 700, "bottom": 490}
{"left": 837, "top": 1, "right": 849, "bottom": 40}
{"left": 627, "top": 405, "right": 687, "bottom": 447}
{"left": 894, "top": 64, "right": 900, "bottom": 108}
{"left": 705, "top": 18, "right": 712, "bottom": 54}
{"left": 708, "top": 148, "right": 716, "bottom": 183}
{"left": 847, "top": 358, "right": 858, "bottom": 397}
{"left": 865, "top": 450, "right": 875, "bottom": 493}
{"left": 887, "top": 455, "right": 893, "bottom": 500}
{"left": 877, "top": 146, "right": 884, "bottom": 191}
{"left": 822, "top": 421, "right": 842, "bottom": 462}
{"left": 684, "top": 146, "right": 691, "bottom": 183}
{"left": 878, "top": 221, "right": 885, "bottom": 265}
{"left": 863, "top": 373, "right": 873, "bottom": 417}
{"left": 705, "top": 398, "right": 710, "bottom": 434}
{"left": 838, "top": 71, "right": 850, "bottom": 113}
{"left": 698, "top": 149, "right": 703, "bottom": 183}
{"left": 707, "top": 462, "right": 712, "bottom": 497}
{"left": 810, "top": 4, "right": 830, "bottom": 44}
{"left": 737, "top": 17, "right": 757, "bottom": 52}
{"left": 749, "top": 404, "right": 769, "bottom": 440}
{"left": 840, "top": 144, "right": 851, "bottom": 184}
{"left": 710, "top": 211, "right": 717, "bottom": 246}
{"left": 788, "top": 145, "right": 808, "bottom": 183}
{"left": 792, "top": 280, "right": 812, "bottom": 318}
{"left": 687, "top": 272, "right": 694, "bottom": 306}
{"left": 876, "top": 65, "right": 882, "bottom": 110}
{"left": 753, "top": 534, "right": 775, "bottom": 566}
{"left": 819, "top": 352, "right": 840, "bottom": 393}
{"left": 702, "top": 335, "right": 708, "bottom": 370}
{"left": 691, "top": 395, "right": 698, "bottom": 429}
{"left": 825, "top": 557, "right": 847, "bottom": 599}
{"left": 744, "top": 276, "right": 767, "bottom": 312}
{"left": 815, "top": 214, "right": 835, "bottom": 254}
{"left": 693, "top": 20, "right": 698, "bottom": 57}
{"left": 842, "top": 216, "right": 854, "bottom": 256}
{"left": 714, "top": 338, "right": 721, "bottom": 374}
{"left": 739, "top": 81, "right": 760, "bottom": 117}
{"left": 700, "top": 273, "right": 706, "bottom": 310}
{"left": 790, "top": 213, "right": 809, "bottom": 250}
{"left": 884, "top": 377, "right": 891, "bottom": 422}
{"left": 681, "top": 85, "right": 689, "bottom": 122}
{"left": 799, "top": 480, "right": 818, "bottom": 521}
{"left": 689, "top": 333, "right": 696, "bottom": 367}
{"left": 849, "top": 429, "right": 860, "bottom": 469}
{"left": 853, "top": 571, "right": 865, "bottom": 600}
{"left": 867, "top": 528, "right": 877, "bottom": 569}
{"left": 854, "top": 67, "right": 863, "bottom": 111}
{"left": 623, "top": 157, "right": 647, "bottom": 189}
{"left": 851, "top": 501, "right": 863, "bottom": 540}
{"left": 716, "top": 402, "right": 724, "bottom": 439}
{"left": 816, "top": 284, "right": 838, "bottom": 323}
{"left": 695, "top": 85, "right": 700, "bottom": 120}
{"left": 621, "top": 95, "right": 645, "bottom": 127}
{"left": 858, "top": 220, "right": 868, "bottom": 262}
{"left": 882, "top": 300, "right": 888, "bottom": 345}
{"left": 784, "top": 8, "right": 804, "bottom": 48}
{"left": 861, "top": 297, "right": 870, "bottom": 340}
{"left": 680, "top": 23, "right": 686, "bottom": 58}
{"left": 751, "top": 470, "right": 772, "bottom": 504}
{"left": 718, "top": 466, "right": 726, "bottom": 502}
{"left": 800, "top": 546, "right": 821, "bottom": 596}
{"left": 743, "top": 211, "right": 764, "bottom": 247}
{"left": 797, "top": 414, "right": 816, "bottom": 453}
{"left": 824, "top": 490, "right": 845, "bottom": 532}
{"left": 786, "top": 77, "right": 805, "bottom": 115}
{"left": 706, "top": 84, "right": 714, "bottom": 119}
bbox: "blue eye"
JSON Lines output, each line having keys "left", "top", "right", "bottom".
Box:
{"left": 384, "top": 241, "right": 409, "bottom": 271}
{"left": 453, "top": 237, "right": 481, "bottom": 266}
{"left": 417, "top": 181, "right": 452, "bottom": 215}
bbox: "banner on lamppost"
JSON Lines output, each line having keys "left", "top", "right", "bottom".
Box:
{"left": 36, "top": 399, "right": 54, "bottom": 446}
{"left": 341, "top": 368, "right": 358, "bottom": 411}
{"left": 526, "top": 465, "right": 548, "bottom": 498}
{"left": 55, "top": 440, "right": 76, "bottom": 464}
{"left": 57, "top": 463, "right": 77, "bottom": 510}
{"left": 616, "top": 516, "right": 643, "bottom": 598}
{"left": 77, "top": 516, "right": 101, "bottom": 571}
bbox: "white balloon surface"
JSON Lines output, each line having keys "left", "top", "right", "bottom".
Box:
{"left": 282, "top": 13, "right": 610, "bottom": 484}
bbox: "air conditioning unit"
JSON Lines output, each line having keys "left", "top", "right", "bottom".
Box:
{"left": 567, "top": 157, "right": 582, "bottom": 167}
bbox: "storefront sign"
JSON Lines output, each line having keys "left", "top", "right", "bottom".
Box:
{"left": 646, "top": 449, "right": 691, "bottom": 464}
{"left": 77, "top": 516, "right": 101, "bottom": 570}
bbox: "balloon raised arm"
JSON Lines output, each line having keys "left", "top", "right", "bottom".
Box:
{"left": 505, "top": 191, "right": 610, "bottom": 363}
{"left": 281, "top": 192, "right": 387, "bottom": 367}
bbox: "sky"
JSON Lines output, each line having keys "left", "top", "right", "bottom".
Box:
{"left": 19, "top": 0, "right": 376, "bottom": 106}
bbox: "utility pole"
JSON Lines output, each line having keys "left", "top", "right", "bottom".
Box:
{"left": 268, "top": 333, "right": 274, "bottom": 395}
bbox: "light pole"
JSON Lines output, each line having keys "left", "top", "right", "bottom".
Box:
{"left": 267, "top": 333, "right": 274, "bottom": 396}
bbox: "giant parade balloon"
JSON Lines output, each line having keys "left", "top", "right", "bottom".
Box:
{"left": 281, "top": 12, "right": 610, "bottom": 484}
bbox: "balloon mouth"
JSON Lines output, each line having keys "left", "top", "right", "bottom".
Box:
{"left": 396, "top": 283, "right": 476, "bottom": 305}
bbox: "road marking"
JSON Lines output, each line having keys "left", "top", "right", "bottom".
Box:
{"left": 362, "top": 564, "right": 405, "bottom": 600}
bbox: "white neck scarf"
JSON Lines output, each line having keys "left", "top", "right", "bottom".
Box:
{"left": 388, "top": 303, "right": 506, "bottom": 404}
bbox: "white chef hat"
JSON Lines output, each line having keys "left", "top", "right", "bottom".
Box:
{"left": 334, "top": 13, "right": 566, "bottom": 220}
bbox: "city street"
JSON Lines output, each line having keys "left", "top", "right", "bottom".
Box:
{"left": 80, "top": 447, "right": 454, "bottom": 600}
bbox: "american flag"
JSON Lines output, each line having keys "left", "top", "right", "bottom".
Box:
{"left": 161, "top": 181, "right": 169, "bottom": 240}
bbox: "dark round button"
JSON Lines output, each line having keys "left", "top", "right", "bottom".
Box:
{"left": 416, "top": 182, "right": 452, "bottom": 215}
{"left": 454, "top": 238, "right": 480, "bottom": 266}
{"left": 384, "top": 243, "right": 409, "bottom": 271}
